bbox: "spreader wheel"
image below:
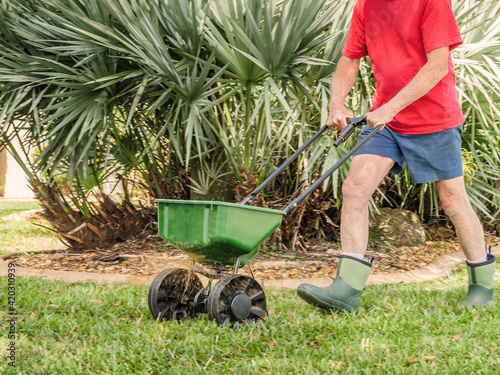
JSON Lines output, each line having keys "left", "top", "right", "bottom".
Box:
{"left": 148, "top": 268, "right": 203, "bottom": 321}
{"left": 207, "top": 275, "right": 266, "bottom": 328}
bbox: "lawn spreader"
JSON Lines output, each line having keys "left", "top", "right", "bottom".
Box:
{"left": 148, "top": 117, "right": 383, "bottom": 327}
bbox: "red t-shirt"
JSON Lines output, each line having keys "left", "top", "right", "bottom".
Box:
{"left": 342, "top": 0, "right": 465, "bottom": 134}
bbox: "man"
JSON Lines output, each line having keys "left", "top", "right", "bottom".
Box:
{"left": 297, "top": 0, "right": 496, "bottom": 312}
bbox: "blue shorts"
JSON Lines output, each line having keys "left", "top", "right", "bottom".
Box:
{"left": 354, "top": 125, "right": 464, "bottom": 184}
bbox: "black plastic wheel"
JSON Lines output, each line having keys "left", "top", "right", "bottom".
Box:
{"left": 148, "top": 268, "right": 203, "bottom": 321}
{"left": 207, "top": 275, "right": 266, "bottom": 327}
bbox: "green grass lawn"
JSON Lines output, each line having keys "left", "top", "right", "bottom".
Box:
{"left": 0, "top": 202, "right": 41, "bottom": 217}
{"left": 3, "top": 264, "right": 499, "bottom": 375}
{"left": 0, "top": 201, "right": 64, "bottom": 255}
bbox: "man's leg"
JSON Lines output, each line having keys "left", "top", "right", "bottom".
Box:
{"left": 296, "top": 153, "right": 395, "bottom": 311}
{"left": 340, "top": 154, "right": 396, "bottom": 257}
{"left": 436, "top": 176, "right": 496, "bottom": 306}
{"left": 435, "top": 176, "right": 484, "bottom": 261}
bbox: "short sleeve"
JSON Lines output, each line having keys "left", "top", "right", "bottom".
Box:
{"left": 421, "top": 0, "right": 463, "bottom": 53}
{"left": 342, "top": 0, "right": 368, "bottom": 59}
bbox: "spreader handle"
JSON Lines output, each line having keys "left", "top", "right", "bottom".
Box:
{"left": 240, "top": 124, "right": 330, "bottom": 205}
{"left": 334, "top": 117, "right": 367, "bottom": 147}
{"left": 240, "top": 117, "right": 368, "bottom": 206}
{"left": 281, "top": 124, "right": 384, "bottom": 213}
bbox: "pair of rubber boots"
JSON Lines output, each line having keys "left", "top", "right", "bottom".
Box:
{"left": 297, "top": 246, "right": 497, "bottom": 312}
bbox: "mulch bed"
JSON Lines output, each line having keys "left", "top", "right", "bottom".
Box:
{"left": 5, "top": 208, "right": 499, "bottom": 280}
{"left": 9, "top": 234, "right": 500, "bottom": 280}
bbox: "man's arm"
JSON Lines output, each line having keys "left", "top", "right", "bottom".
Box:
{"left": 327, "top": 56, "right": 361, "bottom": 130}
{"left": 366, "top": 46, "right": 450, "bottom": 128}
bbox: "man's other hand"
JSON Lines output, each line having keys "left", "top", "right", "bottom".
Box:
{"left": 366, "top": 104, "right": 395, "bottom": 129}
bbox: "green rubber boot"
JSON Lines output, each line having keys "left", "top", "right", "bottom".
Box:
{"left": 459, "top": 245, "right": 497, "bottom": 308}
{"left": 297, "top": 255, "right": 373, "bottom": 312}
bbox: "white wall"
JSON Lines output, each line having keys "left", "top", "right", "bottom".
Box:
{"left": 0, "top": 138, "right": 35, "bottom": 199}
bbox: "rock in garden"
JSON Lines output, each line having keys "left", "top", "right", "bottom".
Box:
{"left": 371, "top": 208, "right": 426, "bottom": 247}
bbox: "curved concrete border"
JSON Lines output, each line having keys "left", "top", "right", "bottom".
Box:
{"left": 0, "top": 249, "right": 63, "bottom": 260}
{"left": 1, "top": 246, "right": 499, "bottom": 289}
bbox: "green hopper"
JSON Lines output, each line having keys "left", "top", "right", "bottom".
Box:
{"left": 157, "top": 200, "right": 285, "bottom": 267}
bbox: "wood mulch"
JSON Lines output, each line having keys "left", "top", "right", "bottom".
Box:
{"left": 5, "top": 208, "right": 499, "bottom": 280}
{"left": 9, "top": 234, "right": 500, "bottom": 280}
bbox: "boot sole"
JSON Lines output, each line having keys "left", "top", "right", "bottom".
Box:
{"left": 297, "top": 288, "right": 357, "bottom": 312}
{"left": 459, "top": 284, "right": 496, "bottom": 308}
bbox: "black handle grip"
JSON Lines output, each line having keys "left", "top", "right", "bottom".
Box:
{"left": 333, "top": 117, "right": 367, "bottom": 147}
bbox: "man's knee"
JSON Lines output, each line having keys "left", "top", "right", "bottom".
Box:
{"left": 437, "top": 177, "right": 471, "bottom": 217}
{"left": 440, "top": 189, "right": 469, "bottom": 217}
{"left": 440, "top": 194, "right": 459, "bottom": 217}
{"left": 342, "top": 154, "right": 393, "bottom": 205}
{"left": 342, "top": 175, "right": 372, "bottom": 204}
